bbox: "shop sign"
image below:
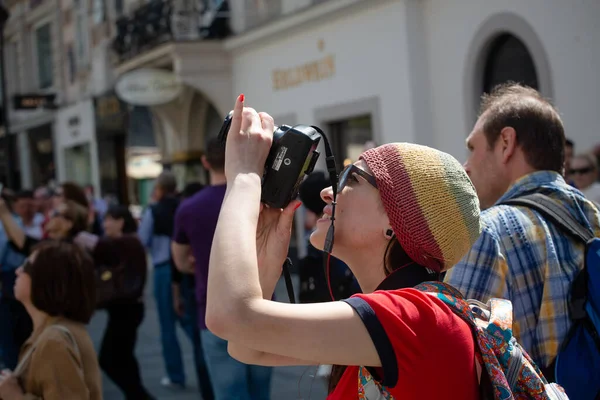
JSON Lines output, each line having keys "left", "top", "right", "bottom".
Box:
{"left": 13, "top": 93, "right": 57, "bottom": 110}
{"left": 272, "top": 55, "right": 336, "bottom": 91}
{"left": 115, "top": 69, "right": 183, "bottom": 106}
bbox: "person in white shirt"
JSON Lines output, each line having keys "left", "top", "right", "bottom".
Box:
{"left": 12, "top": 191, "right": 43, "bottom": 240}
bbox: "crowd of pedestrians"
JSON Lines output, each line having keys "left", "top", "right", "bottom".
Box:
{"left": 0, "top": 82, "right": 598, "bottom": 399}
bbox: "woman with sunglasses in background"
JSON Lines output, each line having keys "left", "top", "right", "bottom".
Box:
{"left": 205, "top": 96, "right": 482, "bottom": 398}
{"left": 569, "top": 153, "right": 600, "bottom": 205}
{"left": 51, "top": 182, "right": 103, "bottom": 237}
{"left": 0, "top": 241, "right": 102, "bottom": 400}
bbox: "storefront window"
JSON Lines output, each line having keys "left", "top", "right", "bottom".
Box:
{"left": 64, "top": 144, "right": 92, "bottom": 187}
{"left": 328, "top": 114, "right": 374, "bottom": 169}
{"left": 35, "top": 23, "right": 53, "bottom": 89}
{"left": 96, "top": 94, "right": 129, "bottom": 204}
{"left": 0, "top": 136, "right": 21, "bottom": 190}
{"left": 28, "top": 124, "right": 55, "bottom": 187}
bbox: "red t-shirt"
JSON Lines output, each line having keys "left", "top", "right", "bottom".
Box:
{"left": 327, "top": 288, "right": 479, "bottom": 400}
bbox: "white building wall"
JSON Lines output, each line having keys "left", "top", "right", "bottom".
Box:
{"left": 229, "top": 0, "right": 415, "bottom": 146}
{"left": 421, "top": 0, "right": 600, "bottom": 161}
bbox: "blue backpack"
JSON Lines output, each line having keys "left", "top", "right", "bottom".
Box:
{"left": 503, "top": 193, "right": 600, "bottom": 400}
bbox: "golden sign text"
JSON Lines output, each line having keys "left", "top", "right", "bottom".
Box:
{"left": 272, "top": 55, "right": 336, "bottom": 91}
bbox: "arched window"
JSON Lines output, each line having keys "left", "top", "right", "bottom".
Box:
{"left": 483, "top": 34, "right": 538, "bottom": 93}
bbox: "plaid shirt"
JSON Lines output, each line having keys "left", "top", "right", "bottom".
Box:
{"left": 445, "top": 171, "right": 600, "bottom": 368}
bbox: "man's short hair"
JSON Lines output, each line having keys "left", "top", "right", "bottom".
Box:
{"left": 26, "top": 241, "right": 96, "bottom": 324}
{"left": 205, "top": 137, "right": 226, "bottom": 172}
{"left": 15, "top": 190, "right": 34, "bottom": 200}
{"left": 480, "top": 83, "right": 565, "bottom": 173}
{"left": 156, "top": 171, "right": 177, "bottom": 194}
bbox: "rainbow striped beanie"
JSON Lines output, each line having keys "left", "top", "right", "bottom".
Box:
{"left": 360, "top": 143, "right": 481, "bottom": 272}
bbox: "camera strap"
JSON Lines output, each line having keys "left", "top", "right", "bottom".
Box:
{"left": 311, "top": 127, "right": 342, "bottom": 301}
{"left": 282, "top": 258, "right": 295, "bottom": 303}
{"left": 281, "top": 126, "right": 339, "bottom": 304}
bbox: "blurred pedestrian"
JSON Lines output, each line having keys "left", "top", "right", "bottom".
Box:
{"left": 138, "top": 171, "right": 191, "bottom": 389}
{"left": 96, "top": 205, "right": 154, "bottom": 399}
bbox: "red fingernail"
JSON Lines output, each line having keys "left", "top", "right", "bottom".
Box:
{"left": 294, "top": 203, "right": 301, "bottom": 210}
{"left": 239, "top": 93, "right": 245, "bottom": 102}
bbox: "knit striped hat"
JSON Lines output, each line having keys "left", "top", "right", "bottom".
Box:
{"left": 359, "top": 143, "right": 481, "bottom": 272}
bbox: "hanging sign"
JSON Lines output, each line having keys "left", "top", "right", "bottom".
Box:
{"left": 115, "top": 69, "right": 183, "bottom": 106}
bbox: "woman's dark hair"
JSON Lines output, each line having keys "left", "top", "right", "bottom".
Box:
{"left": 26, "top": 241, "right": 96, "bottom": 324}
{"left": 105, "top": 205, "right": 138, "bottom": 234}
{"left": 328, "top": 237, "right": 423, "bottom": 393}
{"left": 60, "top": 200, "right": 90, "bottom": 238}
{"left": 60, "top": 182, "right": 89, "bottom": 209}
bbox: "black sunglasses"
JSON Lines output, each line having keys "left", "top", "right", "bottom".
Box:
{"left": 569, "top": 166, "right": 594, "bottom": 175}
{"left": 338, "top": 164, "right": 378, "bottom": 192}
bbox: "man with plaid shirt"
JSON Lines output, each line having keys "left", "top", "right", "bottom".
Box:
{"left": 445, "top": 84, "right": 600, "bottom": 378}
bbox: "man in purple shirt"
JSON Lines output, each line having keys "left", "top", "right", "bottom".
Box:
{"left": 172, "top": 137, "right": 273, "bottom": 400}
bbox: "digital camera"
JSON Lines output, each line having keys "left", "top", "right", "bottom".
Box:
{"left": 218, "top": 112, "right": 321, "bottom": 209}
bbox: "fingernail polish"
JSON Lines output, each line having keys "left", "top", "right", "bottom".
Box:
{"left": 239, "top": 93, "right": 245, "bottom": 102}
{"left": 294, "top": 203, "right": 302, "bottom": 210}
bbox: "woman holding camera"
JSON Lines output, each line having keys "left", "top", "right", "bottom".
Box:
{"left": 206, "top": 96, "right": 482, "bottom": 399}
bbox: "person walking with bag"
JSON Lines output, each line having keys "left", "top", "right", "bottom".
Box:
{"left": 0, "top": 241, "right": 102, "bottom": 400}
{"left": 95, "top": 205, "right": 154, "bottom": 400}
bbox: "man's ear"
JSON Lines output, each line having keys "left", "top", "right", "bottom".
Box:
{"left": 498, "top": 127, "right": 518, "bottom": 164}
{"left": 201, "top": 155, "right": 211, "bottom": 170}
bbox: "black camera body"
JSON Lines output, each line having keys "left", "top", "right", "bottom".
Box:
{"left": 218, "top": 113, "right": 321, "bottom": 209}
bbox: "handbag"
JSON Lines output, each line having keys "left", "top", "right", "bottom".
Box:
{"left": 92, "top": 236, "right": 146, "bottom": 309}
{"left": 95, "top": 262, "right": 136, "bottom": 308}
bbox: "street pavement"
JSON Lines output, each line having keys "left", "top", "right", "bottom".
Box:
{"left": 88, "top": 271, "right": 329, "bottom": 400}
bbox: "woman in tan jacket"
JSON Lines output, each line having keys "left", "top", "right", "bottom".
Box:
{"left": 0, "top": 241, "right": 102, "bottom": 400}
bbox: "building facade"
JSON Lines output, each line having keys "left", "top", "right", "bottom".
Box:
{"left": 228, "top": 0, "right": 600, "bottom": 163}
{"left": 2, "top": 0, "right": 600, "bottom": 197}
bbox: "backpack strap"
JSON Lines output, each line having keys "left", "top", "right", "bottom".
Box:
{"left": 501, "top": 193, "right": 594, "bottom": 243}
{"left": 501, "top": 193, "right": 595, "bottom": 321}
{"left": 414, "top": 281, "right": 477, "bottom": 328}
{"left": 52, "top": 325, "right": 82, "bottom": 362}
